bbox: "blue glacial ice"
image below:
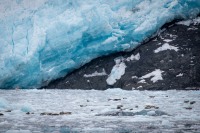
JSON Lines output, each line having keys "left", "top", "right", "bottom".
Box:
{"left": 0, "top": 0, "right": 200, "bottom": 89}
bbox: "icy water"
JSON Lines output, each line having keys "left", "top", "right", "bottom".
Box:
{"left": 0, "top": 89, "right": 200, "bottom": 133}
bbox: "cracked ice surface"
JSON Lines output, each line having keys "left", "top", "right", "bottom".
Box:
{"left": 0, "top": 0, "right": 200, "bottom": 88}
{"left": 0, "top": 89, "right": 200, "bottom": 132}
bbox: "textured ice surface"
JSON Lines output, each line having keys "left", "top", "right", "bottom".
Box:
{"left": 106, "top": 58, "right": 126, "bottom": 85}
{"left": 0, "top": 0, "right": 200, "bottom": 88}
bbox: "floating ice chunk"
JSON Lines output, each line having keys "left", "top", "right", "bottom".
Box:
{"left": 84, "top": 69, "right": 107, "bottom": 78}
{"left": 126, "top": 53, "right": 140, "bottom": 61}
{"left": 162, "top": 120, "right": 173, "bottom": 128}
{"left": 21, "top": 105, "right": 32, "bottom": 113}
{"left": 106, "top": 58, "right": 126, "bottom": 85}
{"left": 154, "top": 43, "right": 179, "bottom": 53}
{"left": 147, "top": 110, "right": 156, "bottom": 116}
{"left": 140, "top": 69, "right": 164, "bottom": 83}
{"left": 105, "top": 88, "right": 124, "bottom": 92}
{"left": 6, "top": 130, "right": 31, "bottom": 133}
{"left": 0, "top": 98, "right": 8, "bottom": 109}
{"left": 0, "top": 89, "right": 200, "bottom": 131}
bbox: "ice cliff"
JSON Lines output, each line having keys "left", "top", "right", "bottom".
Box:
{"left": 0, "top": 0, "right": 200, "bottom": 89}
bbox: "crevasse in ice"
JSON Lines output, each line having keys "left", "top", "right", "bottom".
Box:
{"left": 0, "top": 0, "right": 200, "bottom": 89}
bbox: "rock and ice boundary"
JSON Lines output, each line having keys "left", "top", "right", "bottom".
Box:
{"left": 46, "top": 17, "right": 200, "bottom": 90}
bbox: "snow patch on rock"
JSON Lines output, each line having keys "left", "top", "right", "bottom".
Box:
{"left": 177, "top": 20, "right": 192, "bottom": 26}
{"left": 106, "top": 58, "right": 127, "bottom": 85}
{"left": 126, "top": 53, "right": 140, "bottom": 61}
{"left": 176, "top": 73, "right": 183, "bottom": 77}
{"left": 132, "top": 76, "right": 138, "bottom": 79}
{"left": 140, "top": 69, "right": 164, "bottom": 83}
{"left": 177, "top": 17, "right": 200, "bottom": 26}
{"left": 154, "top": 43, "right": 179, "bottom": 53}
{"left": 188, "top": 27, "right": 198, "bottom": 30}
{"left": 84, "top": 69, "right": 107, "bottom": 78}
{"left": 138, "top": 79, "right": 146, "bottom": 84}
{"left": 163, "top": 39, "right": 173, "bottom": 43}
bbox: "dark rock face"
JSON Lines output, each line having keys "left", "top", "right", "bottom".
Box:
{"left": 44, "top": 21, "right": 200, "bottom": 90}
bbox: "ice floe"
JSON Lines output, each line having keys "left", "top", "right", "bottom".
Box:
{"left": 0, "top": 89, "right": 199, "bottom": 132}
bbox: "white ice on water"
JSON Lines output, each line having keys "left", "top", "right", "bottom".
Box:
{"left": 0, "top": 89, "right": 200, "bottom": 132}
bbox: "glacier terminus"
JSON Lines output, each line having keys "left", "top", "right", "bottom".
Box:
{"left": 0, "top": 0, "right": 200, "bottom": 89}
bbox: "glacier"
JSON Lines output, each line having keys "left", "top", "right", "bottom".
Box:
{"left": 0, "top": 0, "right": 200, "bottom": 89}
